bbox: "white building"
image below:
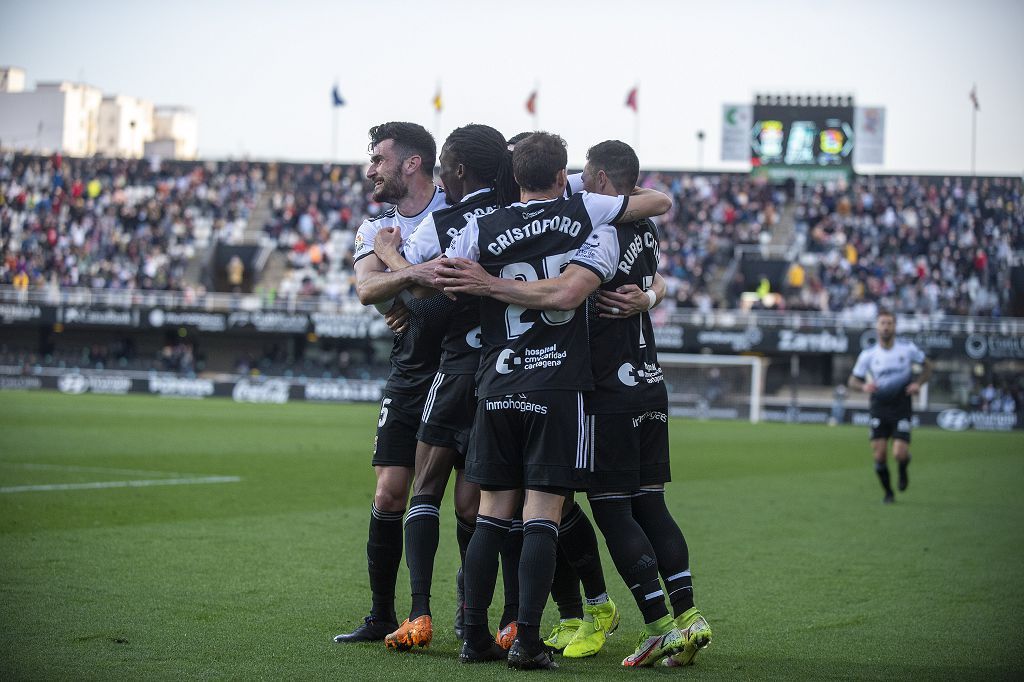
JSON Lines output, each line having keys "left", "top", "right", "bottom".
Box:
{"left": 96, "top": 95, "right": 154, "bottom": 158}
{"left": 149, "top": 106, "right": 199, "bottom": 160}
{"left": 0, "top": 76, "right": 103, "bottom": 156}
{"left": 0, "top": 67, "right": 197, "bottom": 159}
{"left": 0, "top": 67, "right": 27, "bottom": 93}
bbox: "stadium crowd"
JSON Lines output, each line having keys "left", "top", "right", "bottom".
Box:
{"left": 2, "top": 153, "right": 1021, "bottom": 319}
{"left": 0, "top": 152, "right": 264, "bottom": 294}
{"left": 789, "top": 175, "right": 1022, "bottom": 317}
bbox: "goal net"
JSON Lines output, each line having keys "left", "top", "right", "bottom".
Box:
{"left": 658, "top": 353, "right": 764, "bottom": 423}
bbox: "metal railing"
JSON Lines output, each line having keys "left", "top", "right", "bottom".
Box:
{"left": 2, "top": 284, "right": 1022, "bottom": 334}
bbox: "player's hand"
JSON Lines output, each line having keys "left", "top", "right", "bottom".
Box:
{"left": 905, "top": 382, "right": 921, "bottom": 396}
{"left": 374, "top": 227, "right": 402, "bottom": 257}
{"left": 596, "top": 285, "right": 650, "bottom": 318}
{"left": 434, "top": 258, "right": 493, "bottom": 297}
{"left": 383, "top": 300, "right": 409, "bottom": 334}
{"left": 863, "top": 381, "right": 878, "bottom": 394}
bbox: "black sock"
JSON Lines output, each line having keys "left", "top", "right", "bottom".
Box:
{"left": 518, "top": 519, "right": 560, "bottom": 656}
{"left": 464, "top": 515, "right": 511, "bottom": 649}
{"left": 875, "top": 461, "right": 893, "bottom": 494}
{"left": 558, "top": 502, "right": 607, "bottom": 601}
{"left": 898, "top": 455, "right": 910, "bottom": 478}
{"left": 590, "top": 493, "right": 669, "bottom": 625}
{"left": 499, "top": 516, "right": 522, "bottom": 628}
{"left": 404, "top": 495, "right": 440, "bottom": 619}
{"left": 631, "top": 489, "right": 694, "bottom": 617}
{"left": 368, "top": 504, "right": 404, "bottom": 623}
{"left": 550, "top": 544, "right": 583, "bottom": 619}
{"left": 456, "top": 514, "right": 475, "bottom": 566}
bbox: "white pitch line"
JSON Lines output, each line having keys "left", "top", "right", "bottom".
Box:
{"left": 0, "top": 476, "right": 242, "bottom": 494}
{"left": 1, "top": 462, "right": 193, "bottom": 478}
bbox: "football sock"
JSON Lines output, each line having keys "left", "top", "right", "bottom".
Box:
{"left": 499, "top": 515, "right": 523, "bottom": 628}
{"left": 367, "top": 503, "right": 405, "bottom": 623}
{"left": 404, "top": 495, "right": 441, "bottom": 619}
{"left": 558, "top": 502, "right": 607, "bottom": 601}
{"left": 898, "top": 454, "right": 910, "bottom": 486}
{"left": 455, "top": 514, "right": 475, "bottom": 566}
{"left": 463, "top": 515, "right": 511, "bottom": 650}
{"left": 550, "top": 544, "right": 584, "bottom": 619}
{"left": 875, "top": 461, "right": 894, "bottom": 494}
{"left": 589, "top": 493, "right": 669, "bottom": 625}
{"left": 631, "top": 489, "right": 695, "bottom": 617}
{"left": 518, "top": 519, "right": 560, "bottom": 656}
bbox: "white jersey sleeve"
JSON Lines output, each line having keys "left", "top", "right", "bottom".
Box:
{"left": 581, "top": 191, "right": 628, "bottom": 227}
{"left": 851, "top": 349, "right": 872, "bottom": 380}
{"left": 352, "top": 219, "right": 380, "bottom": 263}
{"left": 443, "top": 215, "right": 480, "bottom": 261}
{"left": 907, "top": 342, "right": 926, "bottom": 364}
{"left": 569, "top": 223, "right": 619, "bottom": 282}
{"left": 402, "top": 214, "right": 442, "bottom": 266}
{"left": 566, "top": 172, "right": 585, "bottom": 196}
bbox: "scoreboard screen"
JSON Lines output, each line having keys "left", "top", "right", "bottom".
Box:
{"left": 750, "top": 102, "right": 854, "bottom": 179}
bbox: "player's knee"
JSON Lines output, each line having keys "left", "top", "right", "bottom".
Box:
{"left": 374, "top": 479, "right": 408, "bottom": 512}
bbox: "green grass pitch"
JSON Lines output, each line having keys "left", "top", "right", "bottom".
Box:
{"left": 1, "top": 392, "right": 1022, "bottom": 679}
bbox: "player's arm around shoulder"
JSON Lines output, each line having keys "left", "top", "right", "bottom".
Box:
{"left": 434, "top": 259, "right": 600, "bottom": 312}
{"left": 620, "top": 187, "right": 672, "bottom": 222}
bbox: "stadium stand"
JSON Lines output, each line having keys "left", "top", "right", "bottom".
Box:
{"left": 0, "top": 152, "right": 264, "bottom": 293}
{"left": 2, "top": 153, "right": 1020, "bottom": 318}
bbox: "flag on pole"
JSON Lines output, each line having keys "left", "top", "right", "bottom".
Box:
{"left": 969, "top": 84, "right": 980, "bottom": 111}
{"left": 332, "top": 85, "right": 345, "bottom": 107}
{"left": 625, "top": 86, "right": 638, "bottom": 112}
{"left": 433, "top": 87, "right": 443, "bottom": 113}
{"left": 526, "top": 90, "right": 537, "bottom": 115}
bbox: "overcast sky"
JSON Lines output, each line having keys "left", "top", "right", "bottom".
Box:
{"left": 2, "top": 0, "right": 1022, "bottom": 174}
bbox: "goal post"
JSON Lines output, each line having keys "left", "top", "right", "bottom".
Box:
{"left": 658, "top": 353, "right": 764, "bottom": 423}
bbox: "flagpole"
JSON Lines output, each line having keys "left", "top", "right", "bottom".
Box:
{"left": 533, "top": 81, "right": 539, "bottom": 131}
{"left": 971, "top": 99, "right": 977, "bottom": 177}
{"left": 630, "top": 83, "right": 639, "bottom": 150}
{"left": 434, "top": 81, "right": 442, "bottom": 143}
{"left": 332, "top": 106, "right": 338, "bottom": 163}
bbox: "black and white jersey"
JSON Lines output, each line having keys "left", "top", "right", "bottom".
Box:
{"left": 582, "top": 218, "right": 667, "bottom": 414}
{"left": 352, "top": 186, "right": 447, "bottom": 264}
{"left": 446, "top": 192, "right": 627, "bottom": 398}
{"left": 851, "top": 339, "right": 927, "bottom": 418}
{"left": 402, "top": 187, "right": 496, "bottom": 375}
{"left": 354, "top": 186, "right": 449, "bottom": 396}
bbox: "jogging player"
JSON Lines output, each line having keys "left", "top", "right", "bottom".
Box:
{"left": 333, "top": 122, "right": 449, "bottom": 644}
{"left": 848, "top": 309, "right": 932, "bottom": 503}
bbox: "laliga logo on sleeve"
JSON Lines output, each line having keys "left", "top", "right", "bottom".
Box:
{"left": 496, "top": 348, "right": 522, "bottom": 374}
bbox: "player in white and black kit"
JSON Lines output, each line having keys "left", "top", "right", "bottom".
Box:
{"left": 442, "top": 140, "right": 707, "bottom": 667}
{"left": 849, "top": 310, "right": 932, "bottom": 503}
{"left": 435, "top": 132, "right": 672, "bottom": 669}
{"left": 369, "top": 124, "right": 523, "bottom": 651}
{"left": 578, "top": 141, "right": 711, "bottom": 667}
{"left": 333, "top": 122, "right": 449, "bottom": 644}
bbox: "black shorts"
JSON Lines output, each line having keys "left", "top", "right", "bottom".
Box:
{"left": 417, "top": 372, "right": 476, "bottom": 459}
{"left": 371, "top": 391, "right": 426, "bottom": 467}
{"left": 585, "top": 410, "right": 671, "bottom": 491}
{"left": 466, "top": 390, "right": 590, "bottom": 490}
{"left": 869, "top": 415, "right": 912, "bottom": 443}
